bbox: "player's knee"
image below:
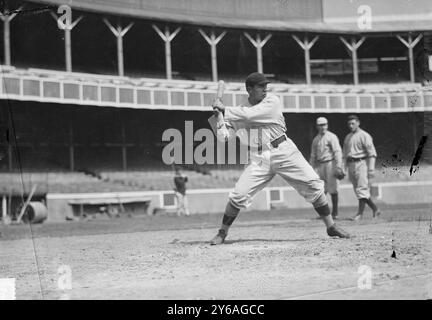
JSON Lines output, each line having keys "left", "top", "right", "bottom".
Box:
{"left": 228, "top": 192, "right": 251, "bottom": 210}
{"left": 297, "top": 178, "right": 325, "bottom": 204}
{"left": 312, "top": 192, "right": 328, "bottom": 208}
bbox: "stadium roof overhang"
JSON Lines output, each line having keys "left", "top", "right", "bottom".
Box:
{"left": 25, "top": 0, "right": 432, "bottom": 34}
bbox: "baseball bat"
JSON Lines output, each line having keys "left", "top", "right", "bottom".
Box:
{"left": 208, "top": 80, "right": 225, "bottom": 132}
{"left": 213, "top": 80, "right": 225, "bottom": 114}
{"left": 216, "top": 80, "right": 225, "bottom": 100}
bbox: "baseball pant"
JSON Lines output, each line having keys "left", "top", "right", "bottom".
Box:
{"left": 347, "top": 159, "right": 370, "bottom": 199}
{"left": 175, "top": 192, "right": 190, "bottom": 216}
{"left": 316, "top": 160, "right": 339, "bottom": 194}
{"left": 229, "top": 137, "right": 325, "bottom": 209}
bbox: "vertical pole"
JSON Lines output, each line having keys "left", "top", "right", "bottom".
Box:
{"left": 304, "top": 43, "right": 311, "bottom": 85}
{"left": 396, "top": 34, "right": 422, "bottom": 84}
{"left": 8, "top": 189, "right": 11, "bottom": 219}
{"left": 211, "top": 39, "right": 218, "bottom": 82}
{"left": 408, "top": 35, "right": 415, "bottom": 83}
{"left": 65, "top": 28, "right": 72, "bottom": 72}
{"left": 293, "top": 35, "right": 319, "bottom": 85}
{"left": 1, "top": 7, "right": 20, "bottom": 66}
{"left": 340, "top": 37, "right": 365, "bottom": 85}
{"left": 121, "top": 121, "right": 127, "bottom": 171}
{"left": 4, "top": 16, "right": 11, "bottom": 66}
{"left": 352, "top": 38, "right": 359, "bottom": 85}
{"left": 51, "top": 13, "right": 82, "bottom": 73}
{"left": 105, "top": 20, "right": 134, "bottom": 77}
{"left": 256, "top": 34, "right": 263, "bottom": 73}
{"left": 198, "top": 29, "right": 225, "bottom": 82}
{"left": 8, "top": 143, "right": 12, "bottom": 171}
{"left": 244, "top": 32, "right": 272, "bottom": 75}
{"left": 152, "top": 25, "right": 180, "bottom": 80}
{"left": 2, "top": 195, "right": 6, "bottom": 220}
{"left": 117, "top": 34, "right": 124, "bottom": 77}
{"left": 69, "top": 124, "right": 74, "bottom": 171}
{"left": 165, "top": 38, "right": 172, "bottom": 80}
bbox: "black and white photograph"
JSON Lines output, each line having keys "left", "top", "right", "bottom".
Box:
{"left": 0, "top": 0, "right": 431, "bottom": 304}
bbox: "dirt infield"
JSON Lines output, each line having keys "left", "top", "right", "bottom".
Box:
{"left": 1, "top": 204, "right": 431, "bottom": 300}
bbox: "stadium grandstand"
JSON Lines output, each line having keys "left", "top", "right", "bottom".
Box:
{"left": 0, "top": 0, "right": 431, "bottom": 220}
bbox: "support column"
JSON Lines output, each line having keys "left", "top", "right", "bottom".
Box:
{"left": 0, "top": 7, "right": 21, "bottom": 66}
{"left": 69, "top": 123, "right": 74, "bottom": 171}
{"left": 104, "top": 19, "right": 134, "bottom": 77}
{"left": 396, "top": 34, "right": 423, "bottom": 83}
{"left": 2, "top": 195, "right": 6, "bottom": 220}
{"left": 152, "top": 25, "right": 181, "bottom": 80}
{"left": 340, "top": 36, "right": 366, "bottom": 85}
{"left": 244, "top": 33, "right": 272, "bottom": 74}
{"left": 198, "top": 29, "right": 226, "bottom": 82}
{"left": 292, "top": 35, "right": 319, "bottom": 85}
{"left": 8, "top": 142, "right": 12, "bottom": 171}
{"left": 50, "top": 12, "right": 83, "bottom": 72}
{"left": 121, "top": 121, "right": 127, "bottom": 171}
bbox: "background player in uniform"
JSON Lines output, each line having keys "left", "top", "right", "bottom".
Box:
{"left": 174, "top": 167, "right": 190, "bottom": 216}
{"left": 310, "top": 117, "right": 343, "bottom": 219}
{"left": 343, "top": 115, "right": 381, "bottom": 221}
{"left": 209, "top": 72, "right": 351, "bottom": 245}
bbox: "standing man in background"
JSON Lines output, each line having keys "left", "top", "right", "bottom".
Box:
{"left": 343, "top": 115, "right": 381, "bottom": 221}
{"left": 310, "top": 117, "right": 343, "bottom": 219}
{"left": 174, "top": 167, "right": 190, "bottom": 216}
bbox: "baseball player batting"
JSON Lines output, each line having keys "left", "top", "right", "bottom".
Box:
{"left": 343, "top": 115, "right": 381, "bottom": 221}
{"left": 209, "top": 72, "right": 351, "bottom": 245}
{"left": 310, "top": 117, "right": 344, "bottom": 219}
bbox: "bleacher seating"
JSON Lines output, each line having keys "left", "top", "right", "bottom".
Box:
{"left": 0, "top": 171, "right": 142, "bottom": 195}
{"left": 1, "top": 162, "right": 430, "bottom": 196}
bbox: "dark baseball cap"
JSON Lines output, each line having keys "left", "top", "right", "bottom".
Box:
{"left": 245, "top": 72, "right": 270, "bottom": 88}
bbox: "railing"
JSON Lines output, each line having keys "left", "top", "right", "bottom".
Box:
{"left": 1, "top": 66, "right": 431, "bottom": 113}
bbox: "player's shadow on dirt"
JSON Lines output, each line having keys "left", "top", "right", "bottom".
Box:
{"left": 173, "top": 238, "right": 314, "bottom": 245}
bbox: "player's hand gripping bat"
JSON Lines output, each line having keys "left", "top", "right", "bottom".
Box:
{"left": 212, "top": 80, "right": 225, "bottom": 115}
{"left": 208, "top": 80, "right": 226, "bottom": 135}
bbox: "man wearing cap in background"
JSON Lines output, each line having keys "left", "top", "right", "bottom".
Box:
{"left": 209, "top": 72, "right": 351, "bottom": 245}
{"left": 310, "top": 117, "right": 343, "bottom": 219}
{"left": 343, "top": 115, "right": 381, "bottom": 221}
{"left": 174, "top": 167, "right": 190, "bottom": 216}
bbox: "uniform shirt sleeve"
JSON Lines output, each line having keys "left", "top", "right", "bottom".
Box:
{"left": 342, "top": 135, "right": 349, "bottom": 161}
{"left": 216, "top": 117, "right": 237, "bottom": 142}
{"left": 310, "top": 137, "right": 318, "bottom": 167}
{"left": 363, "top": 132, "right": 377, "bottom": 158}
{"left": 330, "top": 133, "right": 343, "bottom": 168}
{"left": 224, "top": 95, "right": 282, "bottom": 124}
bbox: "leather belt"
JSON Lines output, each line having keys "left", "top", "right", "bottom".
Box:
{"left": 249, "top": 135, "right": 287, "bottom": 152}
{"left": 347, "top": 157, "right": 366, "bottom": 162}
{"left": 270, "top": 135, "right": 287, "bottom": 148}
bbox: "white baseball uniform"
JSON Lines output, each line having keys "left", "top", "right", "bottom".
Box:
{"left": 343, "top": 128, "right": 377, "bottom": 199}
{"left": 310, "top": 131, "right": 342, "bottom": 194}
{"left": 216, "top": 94, "right": 325, "bottom": 209}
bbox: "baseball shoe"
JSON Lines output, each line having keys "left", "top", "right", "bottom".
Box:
{"left": 351, "top": 214, "right": 362, "bottom": 221}
{"left": 373, "top": 210, "right": 381, "bottom": 218}
{"left": 327, "top": 224, "right": 351, "bottom": 238}
{"left": 210, "top": 229, "right": 226, "bottom": 245}
{"left": 331, "top": 213, "right": 339, "bottom": 220}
